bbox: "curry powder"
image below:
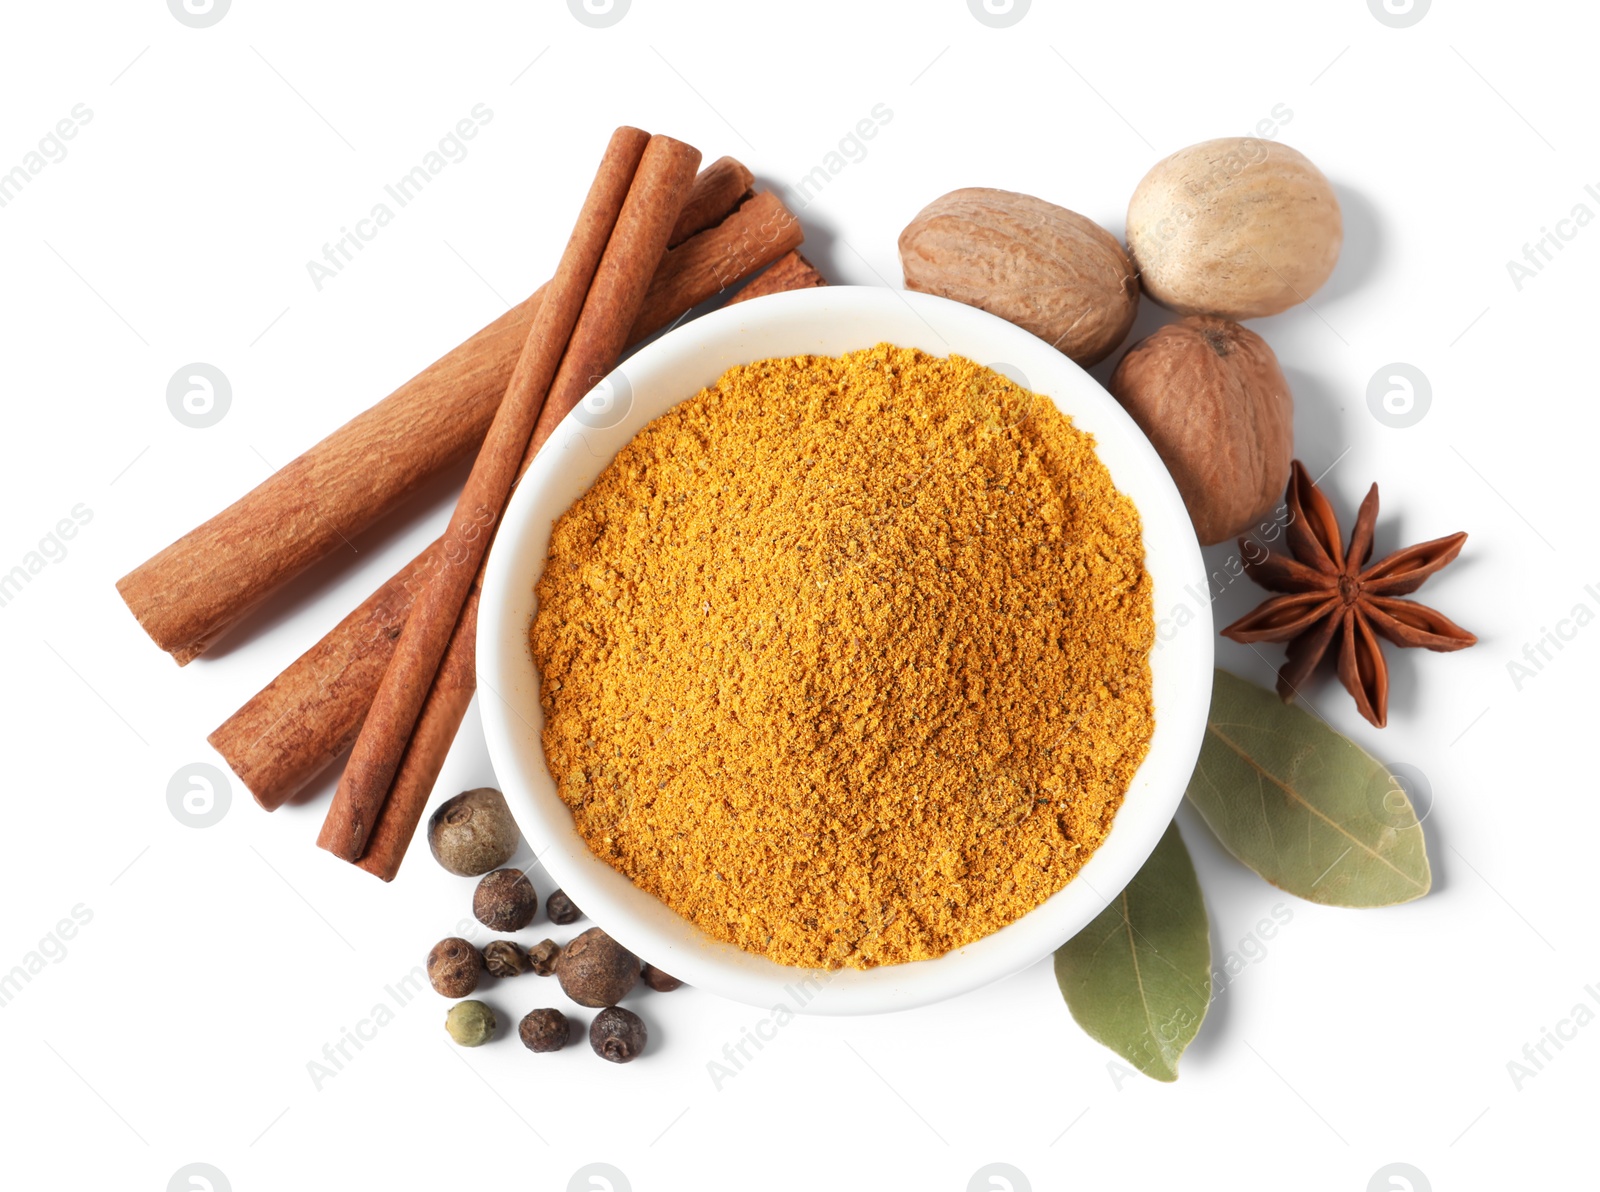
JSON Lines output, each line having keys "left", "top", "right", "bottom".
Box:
{"left": 531, "top": 345, "right": 1154, "bottom": 969}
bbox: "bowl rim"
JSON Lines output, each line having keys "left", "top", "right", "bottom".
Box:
{"left": 477, "top": 285, "right": 1213, "bottom": 1016}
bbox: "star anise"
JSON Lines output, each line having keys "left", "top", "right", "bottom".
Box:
{"left": 1222, "top": 460, "right": 1476, "bottom": 727}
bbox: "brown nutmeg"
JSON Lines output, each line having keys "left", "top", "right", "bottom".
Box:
{"left": 426, "top": 937, "right": 483, "bottom": 998}
{"left": 555, "top": 927, "right": 639, "bottom": 1008}
{"left": 899, "top": 188, "right": 1139, "bottom": 366}
{"left": 1109, "top": 316, "right": 1294, "bottom": 545}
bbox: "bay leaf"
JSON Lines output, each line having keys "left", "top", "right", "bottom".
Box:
{"left": 1054, "top": 820, "right": 1211, "bottom": 1082}
{"left": 1185, "top": 668, "right": 1431, "bottom": 907}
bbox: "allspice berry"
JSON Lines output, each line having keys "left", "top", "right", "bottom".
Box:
{"left": 1109, "top": 315, "right": 1294, "bottom": 545}
{"left": 546, "top": 888, "right": 582, "bottom": 926}
{"left": 445, "top": 1000, "right": 496, "bottom": 1047}
{"left": 641, "top": 964, "right": 682, "bottom": 993}
{"left": 527, "top": 939, "right": 561, "bottom": 977}
{"left": 519, "top": 1008, "right": 571, "bottom": 1053}
{"left": 428, "top": 788, "right": 520, "bottom": 877}
{"left": 427, "top": 937, "right": 484, "bottom": 998}
{"left": 474, "top": 869, "right": 538, "bottom": 932}
{"left": 483, "top": 940, "right": 529, "bottom": 979}
{"left": 590, "top": 1007, "right": 647, "bottom": 1063}
{"left": 556, "top": 927, "right": 638, "bottom": 1008}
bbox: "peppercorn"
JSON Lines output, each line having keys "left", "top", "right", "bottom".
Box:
{"left": 484, "top": 940, "right": 528, "bottom": 979}
{"left": 474, "top": 869, "right": 538, "bottom": 932}
{"left": 427, "top": 937, "right": 484, "bottom": 998}
{"left": 527, "top": 938, "right": 560, "bottom": 977}
{"left": 428, "top": 788, "right": 521, "bottom": 877}
{"left": 556, "top": 928, "right": 638, "bottom": 1008}
{"left": 518, "top": 1008, "right": 571, "bottom": 1053}
{"left": 589, "top": 1007, "right": 647, "bottom": 1063}
{"left": 546, "top": 888, "right": 583, "bottom": 925}
{"left": 640, "top": 963, "right": 682, "bottom": 993}
{"left": 445, "top": 1000, "right": 496, "bottom": 1046}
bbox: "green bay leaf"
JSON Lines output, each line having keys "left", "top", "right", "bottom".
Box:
{"left": 1054, "top": 820, "right": 1211, "bottom": 1082}
{"left": 1186, "top": 668, "right": 1432, "bottom": 907}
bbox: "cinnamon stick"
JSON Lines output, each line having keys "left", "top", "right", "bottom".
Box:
{"left": 117, "top": 158, "right": 752, "bottom": 667}
{"left": 726, "top": 250, "right": 827, "bottom": 304}
{"left": 321, "top": 133, "right": 703, "bottom": 862}
{"left": 355, "top": 252, "right": 832, "bottom": 881}
{"left": 213, "top": 187, "right": 807, "bottom": 812}
{"left": 354, "top": 576, "right": 481, "bottom": 880}
{"left": 631, "top": 189, "right": 803, "bottom": 338}
{"left": 667, "top": 154, "right": 752, "bottom": 243}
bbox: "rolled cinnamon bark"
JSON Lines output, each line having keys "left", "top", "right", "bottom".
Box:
{"left": 117, "top": 158, "right": 753, "bottom": 666}
{"left": 355, "top": 252, "right": 832, "bottom": 881}
{"left": 632, "top": 190, "right": 802, "bottom": 339}
{"left": 213, "top": 187, "right": 807, "bottom": 812}
{"left": 726, "top": 250, "right": 827, "bottom": 304}
{"left": 320, "top": 131, "right": 703, "bottom": 863}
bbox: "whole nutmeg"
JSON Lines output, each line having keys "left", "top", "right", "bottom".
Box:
{"left": 519, "top": 1007, "right": 571, "bottom": 1053}
{"left": 444, "top": 1000, "right": 496, "bottom": 1047}
{"left": 899, "top": 188, "right": 1139, "bottom": 366}
{"left": 474, "top": 869, "right": 538, "bottom": 932}
{"left": 427, "top": 937, "right": 484, "bottom": 998}
{"left": 1109, "top": 316, "right": 1294, "bottom": 545}
{"left": 556, "top": 927, "right": 639, "bottom": 1008}
{"left": 428, "top": 788, "right": 520, "bottom": 877}
{"left": 640, "top": 963, "right": 682, "bottom": 993}
{"left": 1127, "top": 138, "right": 1342, "bottom": 319}
{"left": 590, "top": 1006, "right": 647, "bottom": 1063}
{"left": 483, "top": 940, "right": 529, "bottom": 979}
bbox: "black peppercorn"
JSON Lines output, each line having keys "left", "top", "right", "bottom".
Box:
{"left": 556, "top": 928, "right": 638, "bottom": 1008}
{"left": 527, "top": 938, "right": 560, "bottom": 977}
{"left": 427, "top": 937, "right": 484, "bottom": 998}
{"left": 640, "top": 963, "right": 682, "bottom": 993}
{"left": 518, "top": 1008, "right": 571, "bottom": 1053}
{"left": 546, "top": 888, "right": 583, "bottom": 925}
{"left": 474, "top": 869, "right": 538, "bottom": 932}
{"left": 484, "top": 940, "right": 528, "bottom": 978}
{"left": 590, "top": 1007, "right": 647, "bottom": 1063}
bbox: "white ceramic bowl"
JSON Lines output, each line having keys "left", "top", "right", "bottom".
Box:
{"left": 478, "top": 286, "right": 1212, "bottom": 1015}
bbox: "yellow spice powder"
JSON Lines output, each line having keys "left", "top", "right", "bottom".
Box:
{"left": 531, "top": 344, "right": 1154, "bottom": 969}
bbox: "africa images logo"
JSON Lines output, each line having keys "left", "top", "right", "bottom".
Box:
{"left": 968, "top": 0, "right": 1030, "bottom": 28}
{"left": 168, "top": 0, "right": 230, "bottom": 29}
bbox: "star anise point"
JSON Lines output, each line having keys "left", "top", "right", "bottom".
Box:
{"left": 1222, "top": 460, "right": 1475, "bottom": 728}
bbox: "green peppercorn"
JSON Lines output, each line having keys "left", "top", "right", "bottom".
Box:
{"left": 589, "top": 1006, "right": 647, "bottom": 1063}
{"left": 445, "top": 1000, "right": 496, "bottom": 1047}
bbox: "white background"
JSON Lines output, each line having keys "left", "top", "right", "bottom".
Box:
{"left": 1, "top": 2, "right": 1594, "bottom": 1190}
